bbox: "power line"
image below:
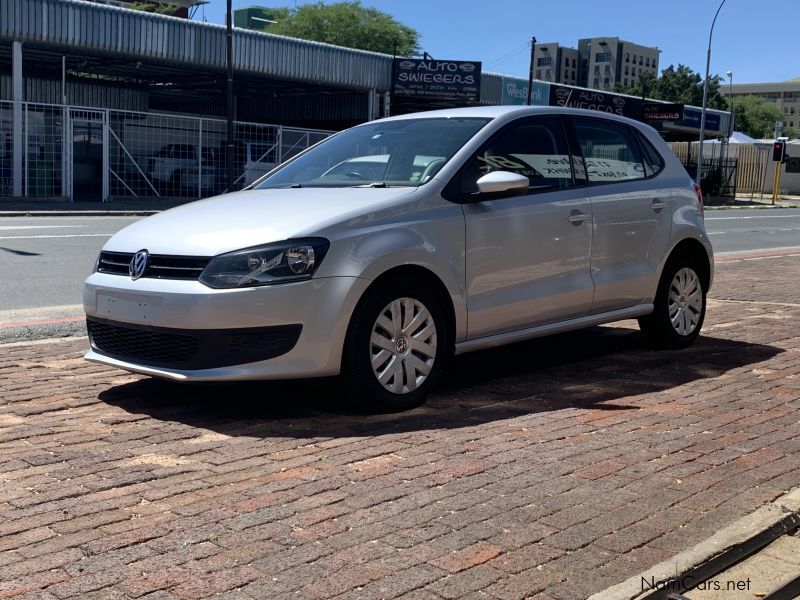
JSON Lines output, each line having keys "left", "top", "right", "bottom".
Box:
{"left": 484, "top": 40, "right": 532, "bottom": 70}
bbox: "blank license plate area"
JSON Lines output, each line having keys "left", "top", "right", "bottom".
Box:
{"left": 96, "top": 292, "right": 164, "bottom": 322}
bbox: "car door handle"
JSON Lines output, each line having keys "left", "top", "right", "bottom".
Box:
{"left": 651, "top": 200, "right": 667, "bottom": 211}
{"left": 568, "top": 210, "right": 590, "bottom": 225}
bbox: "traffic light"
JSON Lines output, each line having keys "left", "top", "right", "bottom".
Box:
{"left": 773, "top": 141, "right": 787, "bottom": 162}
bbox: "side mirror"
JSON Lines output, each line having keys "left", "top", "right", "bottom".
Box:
{"left": 476, "top": 171, "right": 529, "bottom": 195}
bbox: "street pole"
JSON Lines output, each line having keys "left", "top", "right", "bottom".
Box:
{"left": 226, "top": 0, "right": 235, "bottom": 193}
{"left": 696, "top": 0, "right": 727, "bottom": 186}
{"left": 727, "top": 70, "right": 734, "bottom": 138}
{"left": 526, "top": 36, "right": 536, "bottom": 106}
{"left": 720, "top": 69, "right": 732, "bottom": 192}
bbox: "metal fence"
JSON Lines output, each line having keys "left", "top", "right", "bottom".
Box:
{"left": 0, "top": 100, "right": 332, "bottom": 201}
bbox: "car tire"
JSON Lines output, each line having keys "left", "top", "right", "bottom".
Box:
{"left": 638, "top": 254, "right": 707, "bottom": 349}
{"left": 342, "top": 277, "right": 448, "bottom": 412}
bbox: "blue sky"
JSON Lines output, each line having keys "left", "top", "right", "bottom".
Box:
{"left": 197, "top": 0, "right": 798, "bottom": 84}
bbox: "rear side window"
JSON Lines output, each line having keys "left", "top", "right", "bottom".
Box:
{"left": 572, "top": 117, "right": 645, "bottom": 184}
{"left": 636, "top": 132, "right": 665, "bottom": 177}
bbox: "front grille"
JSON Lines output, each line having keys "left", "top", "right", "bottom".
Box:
{"left": 87, "top": 317, "right": 302, "bottom": 370}
{"left": 97, "top": 252, "right": 211, "bottom": 280}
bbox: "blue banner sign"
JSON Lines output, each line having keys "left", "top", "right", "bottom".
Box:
{"left": 681, "top": 108, "right": 721, "bottom": 132}
{"left": 500, "top": 77, "right": 549, "bottom": 106}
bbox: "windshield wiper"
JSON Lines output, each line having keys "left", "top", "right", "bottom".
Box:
{"left": 354, "top": 182, "right": 413, "bottom": 188}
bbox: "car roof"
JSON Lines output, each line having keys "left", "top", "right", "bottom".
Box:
{"left": 369, "top": 105, "right": 657, "bottom": 133}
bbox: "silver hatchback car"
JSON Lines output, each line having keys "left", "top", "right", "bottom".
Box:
{"left": 84, "top": 106, "right": 713, "bottom": 411}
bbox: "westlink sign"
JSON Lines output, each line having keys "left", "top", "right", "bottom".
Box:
{"left": 549, "top": 84, "right": 642, "bottom": 119}
{"left": 641, "top": 102, "right": 684, "bottom": 122}
{"left": 392, "top": 59, "right": 482, "bottom": 101}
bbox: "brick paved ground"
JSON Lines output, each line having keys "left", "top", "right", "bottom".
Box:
{"left": 1, "top": 255, "right": 799, "bottom": 600}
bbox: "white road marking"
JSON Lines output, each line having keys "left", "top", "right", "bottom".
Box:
{"left": 0, "top": 233, "right": 114, "bottom": 240}
{"left": 705, "top": 214, "right": 800, "bottom": 220}
{"left": 0, "top": 225, "right": 83, "bottom": 230}
{"left": 709, "top": 227, "right": 800, "bottom": 235}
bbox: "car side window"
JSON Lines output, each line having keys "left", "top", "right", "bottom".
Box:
{"left": 573, "top": 118, "right": 646, "bottom": 184}
{"left": 635, "top": 131, "right": 665, "bottom": 177}
{"left": 460, "top": 116, "right": 574, "bottom": 195}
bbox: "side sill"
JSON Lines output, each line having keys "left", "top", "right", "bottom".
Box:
{"left": 454, "top": 304, "right": 654, "bottom": 356}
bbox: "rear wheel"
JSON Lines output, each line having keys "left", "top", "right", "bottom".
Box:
{"left": 639, "top": 255, "right": 707, "bottom": 348}
{"left": 342, "top": 278, "right": 448, "bottom": 412}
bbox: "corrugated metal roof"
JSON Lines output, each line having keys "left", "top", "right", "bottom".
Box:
{"left": 0, "top": 0, "right": 393, "bottom": 90}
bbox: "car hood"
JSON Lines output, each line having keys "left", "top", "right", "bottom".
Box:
{"left": 104, "top": 187, "right": 418, "bottom": 256}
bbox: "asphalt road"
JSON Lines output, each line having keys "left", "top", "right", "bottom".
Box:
{"left": 0, "top": 216, "right": 139, "bottom": 342}
{"left": 704, "top": 207, "right": 800, "bottom": 254}
{"left": 0, "top": 207, "right": 798, "bottom": 342}
{"left": 0, "top": 216, "right": 140, "bottom": 310}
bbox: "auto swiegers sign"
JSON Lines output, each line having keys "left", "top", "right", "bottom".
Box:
{"left": 392, "top": 59, "right": 482, "bottom": 101}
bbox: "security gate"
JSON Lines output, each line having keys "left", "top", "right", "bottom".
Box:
{"left": 68, "top": 109, "right": 108, "bottom": 202}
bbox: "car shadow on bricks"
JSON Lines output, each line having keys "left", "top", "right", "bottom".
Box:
{"left": 98, "top": 325, "right": 782, "bottom": 438}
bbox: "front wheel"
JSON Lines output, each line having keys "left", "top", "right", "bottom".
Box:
{"left": 342, "top": 278, "right": 448, "bottom": 412}
{"left": 639, "top": 257, "right": 707, "bottom": 349}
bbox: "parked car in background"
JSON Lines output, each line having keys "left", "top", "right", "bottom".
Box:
{"left": 147, "top": 144, "right": 219, "bottom": 196}
{"left": 85, "top": 106, "right": 713, "bottom": 412}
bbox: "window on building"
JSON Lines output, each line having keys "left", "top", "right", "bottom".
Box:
{"left": 625, "top": 53, "right": 630, "bottom": 62}
{"left": 603, "top": 77, "right": 610, "bottom": 86}
{"left": 594, "top": 77, "right": 600, "bottom": 87}
{"left": 645, "top": 57, "right": 650, "bottom": 67}
{"left": 639, "top": 57, "right": 643, "bottom": 65}
{"left": 594, "top": 65, "right": 600, "bottom": 74}
{"left": 536, "top": 69, "right": 542, "bottom": 79}
{"left": 537, "top": 57, "right": 552, "bottom": 67}
{"left": 596, "top": 52, "right": 612, "bottom": 62}
{"left": 632, "top": 54, "right": 637, "bottom": 63}
{"left": 604, "top": 65, "right": 611, "bottom": 74}
{"left": 624, "top": 78, "right": 628, "bottom": 87}
{"left": 572, "top": 58, "right": 577, "bottom": 68}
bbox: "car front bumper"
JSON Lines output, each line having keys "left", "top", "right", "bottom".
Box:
{"left": 83, "top": 273, "right": 370, "bottom": 381}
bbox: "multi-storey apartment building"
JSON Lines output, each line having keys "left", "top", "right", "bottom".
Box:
{"left": 723, "top": 81, "right": 800, "bottom": 130}
{"left": 534, "top": 37, "right": 659, "bottom": 92}
{"left": 532, "top": 43, "right": 579, "bottom": 86}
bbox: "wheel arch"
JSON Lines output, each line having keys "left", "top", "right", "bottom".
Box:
{"left": 352, "top": 264, "right": 457, "bottom": 354}
{"left": 664, "top": 237, "right": 713, "bottom": 290}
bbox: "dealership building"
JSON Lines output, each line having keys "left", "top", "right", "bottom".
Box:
{"left": 0, "top": 0, "right": 730, "bottom": 202}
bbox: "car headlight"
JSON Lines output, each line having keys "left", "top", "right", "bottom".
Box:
{"left": 199, "top": 238, "right": 330, "bottom": 289}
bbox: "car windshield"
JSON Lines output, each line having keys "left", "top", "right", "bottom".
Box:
{"left": 255, "top": 117, "right": 490, "bottom": 189}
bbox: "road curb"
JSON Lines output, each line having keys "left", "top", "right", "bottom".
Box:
{"left": 589, "top": 488, "right": 800, "bottom": 600}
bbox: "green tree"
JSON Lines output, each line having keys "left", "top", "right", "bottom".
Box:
{"left": 730, "top": 95, "right": 783, "bottom": 138}
{"left": 126, "top": 2, "right": 181, "bottom": 15}
{"left": 616, "top": 64, "right": 727, "bottom": 110}
{"left": 267, "top": 2, "right": 420, "bottom": 56}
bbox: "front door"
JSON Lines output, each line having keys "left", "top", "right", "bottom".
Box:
{"left": 461, "top": 115, "right": 594, "bottom": 339}
{"left": 72, "top": 118, "right": 104, "bottom": 202}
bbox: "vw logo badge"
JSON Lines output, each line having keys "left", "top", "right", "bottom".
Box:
{"left": 129, "top": 249, "right": 149, "bottom": 281}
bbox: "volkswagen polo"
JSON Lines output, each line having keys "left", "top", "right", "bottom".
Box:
{"left": 84, "top": 106, "right": 713, "bottom": 411}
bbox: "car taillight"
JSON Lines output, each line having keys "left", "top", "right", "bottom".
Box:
{"left": 694, "top": 183, "right": 704, "bottom": 219}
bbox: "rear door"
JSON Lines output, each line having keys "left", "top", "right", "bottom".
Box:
{"left": 569, "top": 116, "right": 672, "bottom": 313}
{"left": 460, "top": 115, "right": 595, "bottom": 339}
